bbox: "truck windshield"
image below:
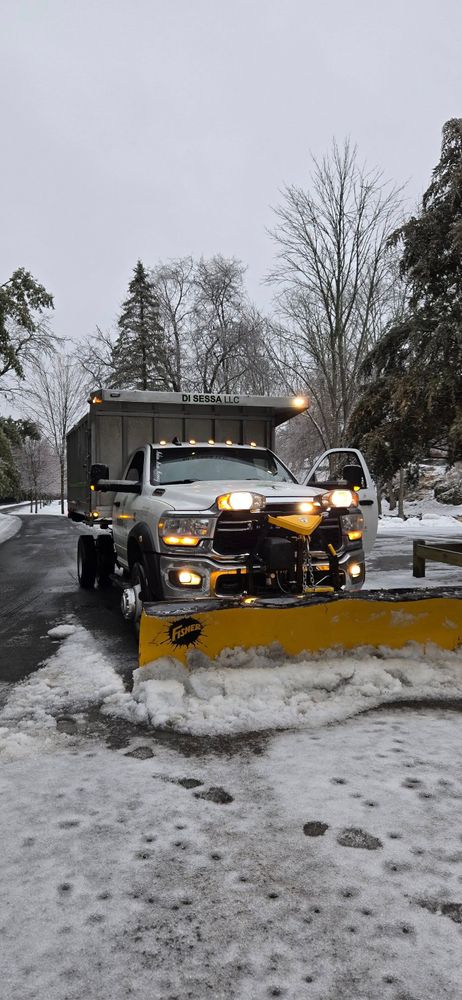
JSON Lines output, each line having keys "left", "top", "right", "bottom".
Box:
{"left": 150, "top": 447, "right": 296, "bottom": 484}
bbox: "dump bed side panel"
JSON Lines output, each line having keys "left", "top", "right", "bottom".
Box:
{"left": 66, "top": 414, "right": 91, "bottom": 516}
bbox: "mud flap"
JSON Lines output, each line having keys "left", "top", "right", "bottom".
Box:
{"left": 139, "top": 589, "right": 462, "bottom": 668}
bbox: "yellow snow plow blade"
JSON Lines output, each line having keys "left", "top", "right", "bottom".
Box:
{"left": 139, "top": 589, "right": 462, "bottom": 667}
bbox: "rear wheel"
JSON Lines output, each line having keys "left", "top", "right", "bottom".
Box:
{"left": 96, "top": 535, "right": 115, "bottom": 587}
{"left": 77, "top": 535, "right": 97, "bottom": 589}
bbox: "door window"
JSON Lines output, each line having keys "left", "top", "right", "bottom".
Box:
{"left": 125, "top": 450, "right": 145, "bottom": 483}
{"left": 309, "top": 451, "right": 366, "bottom": 488}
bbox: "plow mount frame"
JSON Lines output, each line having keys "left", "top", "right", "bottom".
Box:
{"left": 139, "top": 588, "right": 462, "bottom": 667}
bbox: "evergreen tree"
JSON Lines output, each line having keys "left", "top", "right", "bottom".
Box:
{"left": 348, "top": 119, "right": 462, "bottom": 470}
{"left": 111, "top": 261, "right": 166, "bottom": 390}
{"left": 0, "top": 269, "right": 54, "bottom": 387}
{"left": 0, "top": 417, "right": 39, "bottom": 500}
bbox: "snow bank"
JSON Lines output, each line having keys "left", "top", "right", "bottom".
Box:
{"left": 0, "top": 626, "right": 131, "bottom": 756}
{"left": 378, "top": 513, "right": 462, "bottom": 537}
{"left": 0, "top": 513, "right": 21, "bottom": 545}
{"left": 119, "top": 644, "right": 462, "bottom": 735}
{"left": 2, "top": 624, "right": 462, "bottom": 751}
{"left": 47, "top": 624, "right": 77, "bottom": 639}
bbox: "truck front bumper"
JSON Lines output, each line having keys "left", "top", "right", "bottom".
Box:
{"left": 159, "top": 550, "right": 365, "bottom": 600}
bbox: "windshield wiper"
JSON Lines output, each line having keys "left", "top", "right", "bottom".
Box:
{"left": 161, "top": 479, "right": 198, "bottom": 485}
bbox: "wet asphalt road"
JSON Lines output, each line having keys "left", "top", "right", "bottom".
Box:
{"left": 0, "top": 514, "right": 137, "bottom": 685}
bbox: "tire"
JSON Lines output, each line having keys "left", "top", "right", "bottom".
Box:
{"left": 131, "top": 560, "right": 153, "bottom": 600}
{"left": 77, "top": 535, "right": 97, "bottom": 589}
{"left": 96, "top": 535, "right": 115, "bottom": 587}
{"left": 130, "top": 560, "right": 152, "bottom": 636}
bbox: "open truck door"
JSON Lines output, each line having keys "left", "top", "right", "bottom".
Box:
{"left": 304, "top": 448, "right": 378, "bottom": 555}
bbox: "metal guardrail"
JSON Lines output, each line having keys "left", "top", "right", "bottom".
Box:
{"left": 413, "top": 540, "right": 462, "bottom": 577}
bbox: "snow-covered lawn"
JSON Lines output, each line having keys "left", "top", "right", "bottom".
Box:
{"left": 18, "top": 499, "right": 68, "bottom": 515}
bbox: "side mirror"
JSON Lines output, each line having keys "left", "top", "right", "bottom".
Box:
{"left": 343, "top": 464, "right": 363, "bottom": 490}
{"left": 90, "top": 463, "right": 109, "bottom": 487}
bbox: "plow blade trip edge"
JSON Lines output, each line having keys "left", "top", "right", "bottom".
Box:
{"left": 139, "top": 589, "right": 462, "bottom": 667}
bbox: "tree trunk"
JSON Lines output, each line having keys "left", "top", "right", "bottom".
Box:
{"left": 387, "top": 479, "right": 396, "bottom": 511}
{"left": 398, "top": 467, "right": 405, "bottom": 519}
{"left": 60, "top": 459, "right": 65, "bottom": 514}
{"left": 377, "top": 485, "right": 382, "bottom": 517}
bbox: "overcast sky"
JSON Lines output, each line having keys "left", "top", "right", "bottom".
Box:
{"left": 1, "top": 0, "right": 461, "bottom": 344}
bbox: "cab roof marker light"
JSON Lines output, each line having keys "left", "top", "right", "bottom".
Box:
{"left": 159, "top": 439, "right": 167, "bottom": 445}
{"left": 189, "top": 439, "right": 196, "bottom": 445}
{"left": 250, "top": 441, "right": 257, "bottom": 447}
{"left": 208, "top": 439, "right": 215, "bottom": 445}
{"left": 226, "top": 439, "right": 233, "bottom": 446}
{"left": 291, "top": 396, "right": 307, "bottom": 408}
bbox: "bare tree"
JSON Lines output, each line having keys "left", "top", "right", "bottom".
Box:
{"left": 76, "top": 326, "right": 117, "bottom": 391}
{"left": 268, "top": 140, "right": 404, "bottom": 446}
{"left": 15, "top": 436, "right": 58, "bottom": 511}
{"left": 150, "top": 257, "right": 195, "bottom": 391}
{"left": 17, "top": 352, "right": 85, "bottom": 513}
{"left": 191, "top": 255, "right": 276, "bottom": 395}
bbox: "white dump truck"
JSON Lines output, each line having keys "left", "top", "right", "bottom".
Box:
{"left": 67, "top": 390, "right": 378, "bottom": 636}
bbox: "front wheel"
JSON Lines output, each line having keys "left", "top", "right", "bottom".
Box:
{"left": 121, "top": 560, "right": 152, "bottom": 635}
{"left": 77, "top": 535, "right": 97, "bottom": 589}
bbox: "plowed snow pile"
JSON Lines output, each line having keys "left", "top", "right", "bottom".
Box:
{"left": 1, "top": 625, "right": 462, "bottom": 751}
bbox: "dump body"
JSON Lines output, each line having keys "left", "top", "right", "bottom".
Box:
{"left": 67, "top": 389, "right": 307, "bottom": 520}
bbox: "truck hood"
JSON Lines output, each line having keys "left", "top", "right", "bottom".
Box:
{"left": 159, "top": 479, "right": 326, "bottom": 512}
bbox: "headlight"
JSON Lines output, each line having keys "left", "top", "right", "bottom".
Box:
{"left": 217, "top": 491, "right": 266, "bottom": 512}
{"left": 158, "top": 515, "right": 215, "bottom": 546}
{"left": 322, "top": 489, "right": 358, "bottom": 509}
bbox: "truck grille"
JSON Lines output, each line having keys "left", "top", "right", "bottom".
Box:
{"left": 213, "top": 511, "right": 342, "bottom": 556}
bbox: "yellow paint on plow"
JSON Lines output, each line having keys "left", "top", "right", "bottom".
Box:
{"left": 139, "top": 594, "right": 462, "bottom": 668}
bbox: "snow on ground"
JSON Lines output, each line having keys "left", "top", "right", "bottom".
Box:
{"left": 0, "top": 512, "right": 21, "bottom": 544}
{"left": 2, "top": 624, "right": 462, "bottom": 746}
{"left": 1, "top": 698, "right": 462, "bottom": 998}
{"left": 366, "top": 500, "right": 462, "bottom": 590}
{"left": 18, "top": 499, "right": 68, "bottom": 515}
{"left": 0, "top": 501, "right": 30, "bottom": 510}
